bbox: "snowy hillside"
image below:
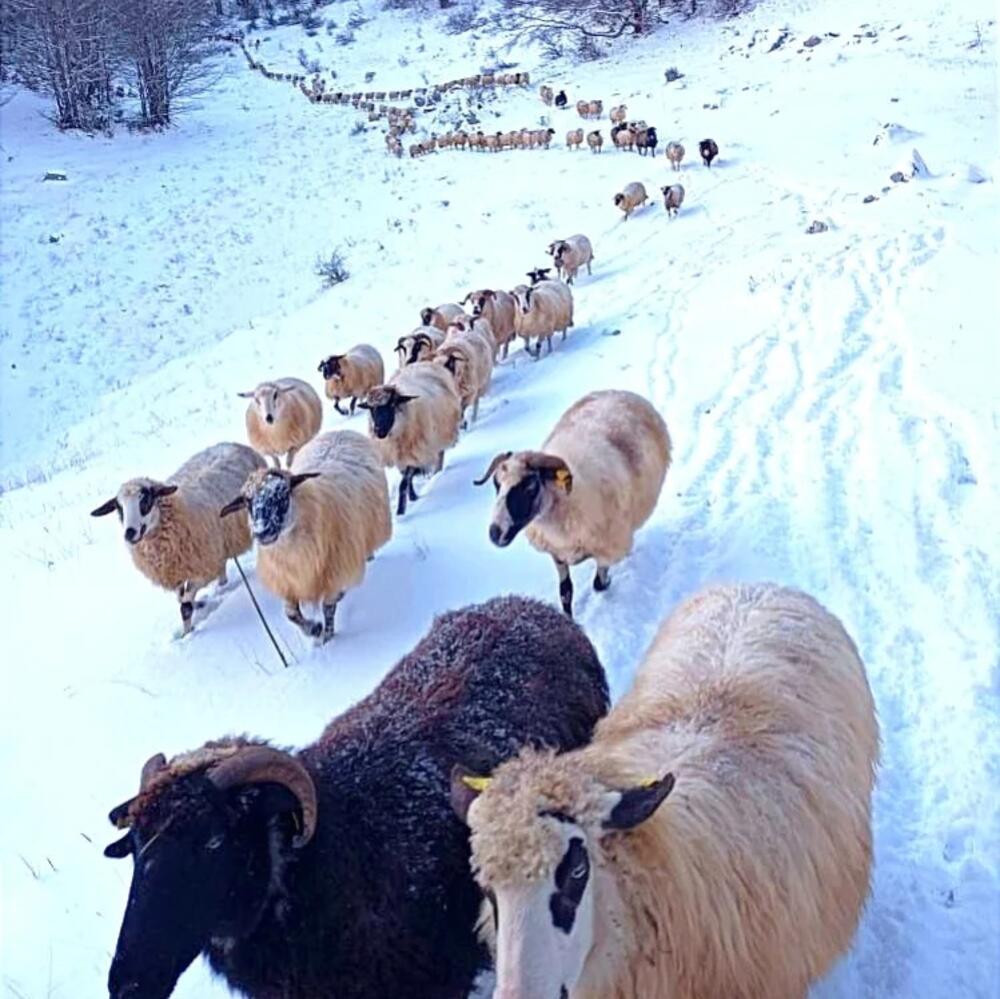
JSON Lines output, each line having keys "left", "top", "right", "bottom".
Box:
{"left": 1, "top": 0, "right": 997, "bottom": 994}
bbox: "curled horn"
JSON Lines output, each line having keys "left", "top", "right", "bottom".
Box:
{"left": 208, "top": 745, "right": 318, "bottom": 848}
{"left": 473, "top": 451, "right": 512, "bottom": 486}
{"left": 108, "top": 752, "right": 167, "bottom": 829}
{"left": 413, "top": 332, "right": 433, "bottom": 348}
{"left": 395, "top": 336, "right": 408, "bottom": 353}
{"left": 525, "top": 451, "right": 570, "bottom": 474}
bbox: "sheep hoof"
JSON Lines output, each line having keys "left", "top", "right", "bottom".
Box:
{"left": 593, "top": 568, "right": 611, "bottom": 592}
{"left": 307, "top": 621, "right": 323, "bottom": 639}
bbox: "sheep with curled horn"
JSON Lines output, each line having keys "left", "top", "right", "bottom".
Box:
{"left": 475, "top": 390, "right": 670, "bottom": 615}
{"left": 91, "top": 443, "right": 265, "bottom": 635}
{"left": 395, "top": 325, "right": 445, "bottom": 368}
{"left": 318, "top": 344, "right": 384, "bottom": 416}
{"left": 420, "top": 302, "right": 466, "bottom": 332}
{"left": 103, "top": 595, "right": 611, "bottom": 999}
{"left": 453, "top": 582, "right": 878, "bottom": 999}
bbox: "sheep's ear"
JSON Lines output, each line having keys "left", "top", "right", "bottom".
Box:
{"left": 289, "top": 472, "right": 320, "bottom": 491}
{"left": 91, "top": 497, "right": 119, "bottom": 517}
{"left": 153, "top": 484, "right": 178, "bottom": 499}
{"left": 450, "top": 765, "right": 491, "bottom": 825}
{"left": 602, "top": 774, "right": 675, "bottom": 831}
{"left": 237, "top": 390, "right": 255, "bottom": 398}
{"left": 104, "top": 833, "right": 133, "bottom": 859}
{"left": 220, "top": 496, "right": 248, "bottom": 518}
{"left": 395, "top": 394, "right": 418, "bottom": 406}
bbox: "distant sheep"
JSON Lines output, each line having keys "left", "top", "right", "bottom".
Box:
{"left": 421, "top": 302, "right": 466, "bottom": 332}
{"left": 660, "top": 183, "right": 685, "bottom": 218}
{"left": 364, "top": 362, "right": 462, "bottom": 515}
{"left": 318, "top": 344, "right": 385, "bottom": 416}
{"left": 636, "top": 124, "right": 658, "bottom": 156}
{"left": 91, "top": 443, "right": 265, "bottom": 635}
{"left": 666, "top": 140, "right": 685, "bottom": 170}
{"left": 586, "top": 129, "right": 603, "bottom": 153}
{"left": 104, "top": 595, "right": 609, "bottom": 999}
{"left": 614, "top": 181, "right": 649, "bottom": 219}
{"left": 525, "top": 268, "right": 552, "bottom": 286}
{"left": 221, "top": 431, "right": 391, "bottom": 643}
{"left": 700, "top": 137, "right": 719, "bottom": 166}
{"left": 555, "top": 89, "right": 568, "bottom": 109}
{"left": 547, "top": 234, "right": 594, "bottom": 285}
{"left": 475, "top": 390, "right": 670, "bottom": 614}
{"left": 462, "top": 288, "right": 518, "bottom": 360}
{"left": 512, "top": 279, "right": 574, "bottom": 358}
{"left": 566, "top": 128, "right": 584, "bottom": 150}
{"left": 612, "top": 125, "right": 635, "bottom": 152}
{"left": 240, "top": 378, "right": 322, "bottom": 468}
{"left": 454, "top": 582, "right": 879, "bottom": 999}
{"left": 395, "top": 325, "right": 445, "bottom": 367}
{"left": 609, "top": 104, "right": 627, "bottom": 124}
{"left": 435, "top": 317, "right": 495, "bottom": 427}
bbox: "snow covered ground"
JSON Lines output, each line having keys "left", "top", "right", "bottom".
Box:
{"left": 1, "top": 0, "right": 997, "bottom": 995}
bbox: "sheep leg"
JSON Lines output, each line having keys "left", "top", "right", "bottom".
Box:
{"left": 285, "top": 447, "right": 298, "bottom": 469}
{"left": 501, "top": 341, "right": 509, "bottom": 360}
{"left": 397, "top": 469, "right": 411, "bottom": 516}
{"left": 285, "top": 601, "right": 322, "bottom": 639}
{"left": 320, "top": 595, "right": 342, "bottom": 644}
{"left": 350, "top": 397, "right": 358, "bottom": 416}
{"left": 555, "top": 559, "right": 573, "bottom": 617}
{"left": 333, "top": 399, "right": 348, "bottom": 416}
{"left": 471, "top": 397, "right": 480, "bottom": 424}
{"left": 593, "top": 565, "right": 611, "bottom": 592}
{"left": 407, "top": 468, "right": 420, "bottom": 502}
{"left": 436, "top": 450, "right": 445, "bottom": 473}
{"left": 177, "top": 582, "right": 196, "bottom": 635}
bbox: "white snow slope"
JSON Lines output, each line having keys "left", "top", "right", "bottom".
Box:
{"left": 1, "top": 0, "right": 997, "bottom": 995}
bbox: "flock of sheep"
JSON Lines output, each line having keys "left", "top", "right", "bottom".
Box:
{"left": 95, "top": 39, "right": 880, "bottom": 999}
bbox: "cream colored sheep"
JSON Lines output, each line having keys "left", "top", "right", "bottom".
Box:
{"left": 547, "top": 234, "right": 594, "bottom": 284}
{"left": 395, "top": 325, "right": 445, "bottom": 368}
{"left": 91, "top": 443, "right": 266, "bottom": 635}
{"left": 665, "top": 140, "right": 685, "bottom": 171}
{"left": 240, "top": 378, "right": 322, "bottom": 468}
{"left": 587, "top": 99, "right": 603, "bottom": 118}
{"left": 609, "top": 104, "right": 627, "bottom": 124}
{"left": 576, "top": 99, "right": 590, "bottom": 118}
{"left": 363, "top": 362, "right": 462, "bottom": 516}
{"left": 540, "top": 84, "right": 554, "bottom": 105}
{"left": 475, "top": 390, "right": 669, "bottom": 614}
{"left": 613, "top": 181, "right": 648, "bottom": 220}
{"left": 512, "top": 279, "right": 574, "bottom": 358}
{"left": 220, "top": 431, "right": 390, "bottom": 644}
{"left": 586, "top": 130, "right": 603, "bottom": 153}
{"left": 461, "top": 288, "right": 518, "bottom": 359}
{"left": 318, "top": 344, "right": 385, "bottom": 416}
{"left": 420, "top": 302, "right": 466, "bottom": 332}
{"left": 435, "top": 318, "right": 495, "bottom": 427}
{"left": 453, "top": 582, "right": 879, "bottom": 999}
{"left": 612, "top": 126, "right": 635, "bottom": 152}
{"left": 660, "top": 183, "right": 685, "bottom": 218}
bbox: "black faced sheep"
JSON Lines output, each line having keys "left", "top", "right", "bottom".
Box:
{"left": 103, "top": 596, "right": 610, "bottom": 999}
{"left": 700, "top": 137, "right": 719, "bottom": 167}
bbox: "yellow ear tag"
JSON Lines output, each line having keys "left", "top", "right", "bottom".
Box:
{"left": 554, "top": 468, "right": 571, "bottom": 490}
{"left": 638, "top": 776, "right": 660, "bottom": 788}
{"left": 461, "top": 775, "right": 492, "bottom": 792}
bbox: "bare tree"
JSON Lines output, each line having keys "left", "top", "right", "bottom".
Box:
{"left": 111, "top": 0, "right": 220, "bottom": 128}
{"left": 5, "top": 0, "right": 117, "bottom": 130}
{"left": 499, "top": 0, "right": 659, "bottom": 42}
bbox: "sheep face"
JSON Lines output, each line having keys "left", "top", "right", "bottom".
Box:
{"left": 240, "top": 383, "right": 292, "bottom": 427}
{"left": 453, "top": 760, "right": 674, "bottom": 999}
{"left": 364, "top": 387, "right": 416, "bottom": 440}
{"left": 91, "top": 478, "right": 178, "bottom": 545}
{"left": 221, "top": 470, "right": 318, "bottom": 546}
{"left": 475, "top": 452, "right": 572, "bottom": 547}
{"left": 317, "top": 355, "right": 342, "bottom": 380}
{"left": 104, "top": 775, "right": 276, "bottom": 999}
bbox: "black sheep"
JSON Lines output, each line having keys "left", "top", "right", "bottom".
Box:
{"left": 700, "top": 137, "right": 719, "bottom": 167}
{"left": 554, "top": 89, "right": 568, "bottom": 108}
{"left": 637, "top": 125, "right": 659, "bottom": 156}
{"left": 103, "top": 596, "right": 610, "bottom": 999}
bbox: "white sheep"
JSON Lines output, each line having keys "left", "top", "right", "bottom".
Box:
{"left": 665, "top": 140, "right": 685, "bottom": 171}
{"left": 475, "top": 390, "right": 669, "bottom": 615}
{"left": 434, "top": 317, "right": 495, "bottom": 427}
{"left": 461, "top": 289, "right": 518, "bottom": 360}
{"left": 240, "top": 378, "right": 323, "bottom": 468}
{"left": 317, "top": 344, "right": 385, "bottom": 415}
{"left": 613, "top": 181, "right": 648, "bottom": 220}
{"left": 363, "top": 361, "right": 462, "bottom": 516}
{"left": 453, "top": 582, "right": 879, "bottom": 999}
{"left": 395, "top": 325, "right": 446, "bottom": 368}
{"left": 420, "top": 302, "right": 466, "bottom": 332}
{"left": 220, "top": 431, "right": 391, "bottom": 644}
{"left": 512, "top": 279, "right": 574, "bottom": 358}
{"left": 660, "top": 183, "right": 685, "bottom": 218}
{"left": 91, "top": 443, "right": 266, "bottom": 635}
{"left": 586, "top": 130, "right": 603, "bottom": 153}
{"left": 547, "top": 234, "right": 594, "bottom": 284}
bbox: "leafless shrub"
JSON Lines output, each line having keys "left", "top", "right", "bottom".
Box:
{"left": 316, "top": 249, "right": 349, "bottom": 287}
